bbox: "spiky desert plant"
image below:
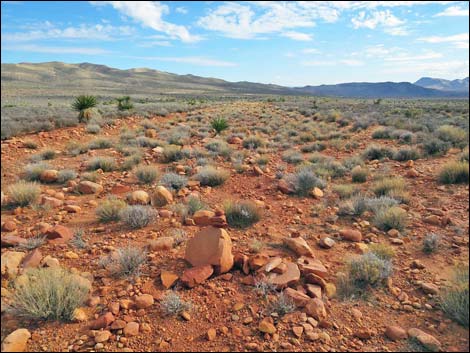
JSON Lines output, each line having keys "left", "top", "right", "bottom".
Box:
{"left": 72, "top": 95, "right": 97, "bottom": 123}
{"left": 211, "top": 117, "right": 229, "bottom": 134}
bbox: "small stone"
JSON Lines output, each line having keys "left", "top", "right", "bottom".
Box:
{"left": 94, "top": 330, "right": 111, "bottom": 343}
{"left": 340, "top": 228, "right": 362, "bottom": 242}
{"left": 292, "top": 326, "right": 304, "bottom": 338}
{"left": 207, "top": 328, "right": 217, "bottom": 341}
{"left": 181, "top": 265, "right": 214, "bottom": 288}
{"left": 161, "top": 271, "right": 179, "bottom": 289}
{"left": 135, "top": 294, "right": 154, "bottom": 309}
{"left": 259, "top": 318, "right": 276, "bottom": 334}
{"left": 1, "top": 328, "right": 31, "bottom": 352}
{"left": 385, "top": 325, "right": 407, "bottom": 341}
{"left": 123, "top": 322, "right": 139, "bottom": 336}
{"left": 318, "top": 236, "right": 335, "bottom": 249}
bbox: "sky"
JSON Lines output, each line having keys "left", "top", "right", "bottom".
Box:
{"left": 1, "top": 1, "right": 469, "bottom": 86}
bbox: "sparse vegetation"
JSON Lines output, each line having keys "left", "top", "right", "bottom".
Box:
{"left": 422, "top": 233, "right": 441, "bottom": 254}
{"left": 440, "top": 265, "right": 469, "bottom": 327}
{"left": 224, "top": 200, "right": 261, "bottom": 228}
{"left": 373, "top": 206, "right": 408, "bottom": 231}
{"left": 7, "top": 181, "right": 41, "bottom": 206}
{"left": 8, "top": 267, "right": 90, "bottom": 321}
{"left": 96, "top": 197, "right": 127, "bottom": 222}
{"left": 120, "top": 205, "right": 157, "bottom": 229}
{"left": 101, "top": 246, "right": 147, "bottom": 279}
{"left": 211, "top": 117, "right": 229, "bottom": 134}
{"left": 72, "top": 95, "right": 98, "bottom": 123}
{"left": 161, "top": 172, "right": 188, "bottom": 191}
{"left": 194, "top": 166, "right": 229, "bottom": 186}
{"left": 160, "top": 291, "right": 192, "bottom": 316}
{"left": 86, "top": 156, "right": 116, "bottom": 172}
{"left": 438, "top": 161, "right": 469, "bottom": 184}
{"left": 135, "top": 165, "right": 159, "bottom": 184}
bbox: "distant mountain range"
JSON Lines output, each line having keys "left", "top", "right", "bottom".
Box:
{"left": 414, "top": 77, "right": 469, "bottom": 92}
{"left": 1, "top": 62, "right": 468, "bottom": 99}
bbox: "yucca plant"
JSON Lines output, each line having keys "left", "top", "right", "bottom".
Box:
{"left": 211, "top": 117, "right": 229, "bottom": 134}
{"left": 117, "top": 96, "right": 133, "bottom": 111}
{"left": 72, "top": 95, "right": 97, "bottom": 123}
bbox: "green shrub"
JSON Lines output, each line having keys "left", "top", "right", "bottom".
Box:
{"left": 100, "top": 246, "right": 147, "bottom": 279}
{"left": 57, "top": 169, "right": 77, "bottom": 184}
{"left": 88, "top": 138, "right": 113, "bottom": 150}
{"left": 23, "top": 162, "right": 51, "bottom": 181}
{"left": 120, "top": 205, "right": 156, "bottom": 229}
{"left": 422, "top": 138, "right": 450, "bottom": 156}
{"left": 268, "top": 292, "right": 296, "bottom": 316}
{"left": 369, "top": 243, "right": 395, "bottom": 261}
{"left": 440, "top": 265, "right": 469, "bottom": 327}
{"left": 7, "top": 181, "right": 41, "bottom": 206}
{"left": 243, "top": 136, "right": 265, "bottom": 149}
{"left": 9, "top": 267, "right": 90, "bottom": 321}
{"left": 162, "top": 145, "right": 184, "bottom": 163}
{"left": 351, "top": 165, "right": 368, "bottom": 183}
{"left": 160, "top": 172, "right": 188, "bottom": 191}
{"left": 205, "top": 140, "right": 232, "bottom": 158}
{"left": 96, "top": 197, "right": 127, "bottom": 222}
{"left": 86, "top": 157, "right": 116, "bottom": 172}
{"left": 422, "top": 233, "right": 441, "bottom": 254}
{"left": 85, "top": 124, "right": 101, "bottom": 134}
{"left": 117, "top": 96, "right": 133, "bottom": 111}
{"left": 372, "top": 177, "right": 406, "bottom": 197}
{"left": 18, "top": 234, "right": 47, "bottom": 251}
{"left": 72, "top": 95, "right": 98, "bottom": 123}
{"left": 121, "top": 153, "right": 142, "bottom": 171}
{"left": 392, "top": 148, "right": 420, "bottom": 161}
{"left": 337, "top": 253, "right": 393, "bottom": 299}
{"left": 194, "top": 166, "right": 229, "bottom": 186}
{"left": 282, "top": 150, "right": 304, "bottom": 164}
{"left": 23, "top": 140, "right": 38, "bottom": 149}
{"left": 224, "top": 201, "right": 261, "bottom": 228}
{"left": 160, "top": 291, "right": 192, "bottom": 316}
{"left": 333, "top": 184, "right": 358, "bottom": 199}
{"left": 372, "top": 127, "right": 393, "bottom": 139}
{"left": 186, "top": 195, "right": 206, "bottom": 215}
{"left": 35, "top": 149, "right": 56, "bottom": 161}
{"left": 284, "top": 167, "right": 326, "bottom": 196}
{"left": 135, "top": 165, "right": 159, "bottom": 184}
{"left": 436, "top": 125, "right": 467, "bottom": 147}
{"left": 373, "top": 206, "right": 407, "bottom": 231}
{"left": 362, "top": 145, "right": 394, "bottom": 160}
{"left": 211, "top": 117, "right": 229, "bottom": 134}
{"left": 438, "top": 161, "right": 469, "bottom": 184}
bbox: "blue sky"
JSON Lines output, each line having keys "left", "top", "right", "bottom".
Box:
{"left": 1, "top": 1, "right": 469, "bottom": 86}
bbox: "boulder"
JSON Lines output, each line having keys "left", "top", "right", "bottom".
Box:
{"left": 1, "top": 328, "right": 31, "bottom": 352}
{"left": 267, "top": 262, "right": 300, "bottom": 289}
{"left": 1, "top": 251, "right": 26, "bottom": 279}
{"left": 45, "top": 225, "right": 73, "bottom": 244}
{"left": 284, "top": 237, "right": 314, "bottom": 257}
{"left": 151, "top": 186, "right": 173, "bottom": 207}
{"left": 185, "top": 227, "right": 233, "bottom": 274}
{"left": 297, "top": 256, "right": 328, "bottom": 278}
{"left": 39, "top": 169, "right": 58, "bottom": 183}
{"left": 21, "top": 249, "right": 43, "bottom": 269}
{"left": 161, "top": 271, "right": 179, "bottom": 289}
{"left": 134, "top": 294, "right": 154, "bottom": 309}
{"left": 77, "top": 181, "right": 103, "bottom": 194}
{"left": 385, "top": 325, "right": 407, "bottom": 341}
{"left": 181, "top": 265, "right": 214, "bottom": 288}
{"left": 284, "top": 287, "right": 311, "bottom": 307}
{"left": 305, "top": 298, "right": 327, "bottom": 321}
{"left": 193, "top": 210, "right": 216, "bottom": 226}
{"left": 339, "top": 228, "right": 362, "bottom": 242}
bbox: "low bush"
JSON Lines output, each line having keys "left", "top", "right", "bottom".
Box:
{"left": 224, "top": 200, "right": 261, "bottom": 228}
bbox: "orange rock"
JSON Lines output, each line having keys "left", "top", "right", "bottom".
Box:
{"left": 284, "top": 287, "right": 311, "bottom": 307}
{"left": 181, "top": 265, "right": 214, "bottom": 288}
{"left": 185, "top": 227, "right": 234, "bottom": 274}
{"left": 161, "top": 270, "right": 179, "bottom": 289}
{"left": 305, "top": 298, "right": 327, "bottom": 321}
{"left": 297, "top": 257, "right": 328, "bottom": 278}
{"left": 151, "top": 186, "right": 173, "bottom": 206}
{"left": 45, "top": 225, "right": 73, "bottom": 244}
{"left": 283, "top": 237, "right": 314, "bottom": 257}
{"left": 339, "top": 228, "right": 362, "bottom": 242}
{"left": 193, "top": 210, "right": 216, "bottom": 226}
{"left": 268, "top": 262, "right": 300, "bottom": 289}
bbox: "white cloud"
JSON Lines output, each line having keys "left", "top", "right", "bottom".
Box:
{"left": 132, "top": 56, "right": 237, "bottom": 67}
{"left": 91, "top": 1, "right": 201, "bottom": 42}
{"left": 302, "top": 48, "right": 321, "bottom": 54}
{"left": 3, "top": 23, "right": 134, "bottom": 41}
{"left": 137, "top": 40, "right": 172, "bottom": 47}
{"left": 3, "top": 44, "right": 110, "bottom": 55}
{"left": 351, "top": 10, "right": 404, "bottom": 29}
{"left": 435, "top": 5, "right": 469, "bottom": 17}
{"left": 384, "top": 59, "right": 469, "bottom": 78}
{"left": 385, "top": 51, "right": 443, "bottom": 61}
{"left": 301, "top": 60, "right": 335, "bottom": 66}
{"left": 175, "top": 6, "right": 188, "bottom": 15}
{"left": 281, "top": 31, "right": 312, "bottom": 41}
{"left": 418, "top": 32, "right": 469, "bottom": 48}
{"left": 340, "top": 59, "right": 364, "bottom": 66}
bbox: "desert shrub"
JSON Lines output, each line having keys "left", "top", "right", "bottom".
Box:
{"left": 85, "top": 124, "right": 101, "bottom": 134}
{"left": 23, "top": 162, "right": 51, "bottom": 181}
{"left": 23, "top": 140, "right": 38, "bottom": 149}
{"left": 372, "top": 127, "right": 393, "bottom": 139}
{"left": 160, "top": 172, "right": 188, "bottom": 191}
{"left": 317, "top": 160, "right": 347, "bottom": 178}
{"left": 88, "top": 138, "right": 113, "bottom": 150}
{"left": 18, "top": 234, "right": 47, "bottom": 251}
{"left": 282, "top": 150, "right": 304, "bottom": 164}
{"left": 398, "top": 131, "right": 415, "bottom": 144}
{"left": 117, "top": 96, "right": 133, "bottom": 111}
{"left": 9, "top": 267, "right": 90, "bottom": 321}
{"left": 186, "top": 195, "right": 206, "bottom": 215}
{"left": 205, "top": 140, "right": 232, "bottom": 158}
{"left": 161, "top": 145, "right": 184, "bottom": 163}
{"left": 243, "top": 136, "right": 265, "bottom": 149}
{"left": 211, "top": 117, "right": 229, "bottom": 134}
{"left": 96, "top": 197, "right": 127, "bottom": 223}
{"left": 268, "top": 292, "right": 296, "bottom": 316}
{"left": 351, "top": 165, "right": 368, "bottom": 183}
{"left": 81, "top": 171, "right": 100, "bottom": 182}
{"left": 224, "top": 200, "right": 261, "bottom": 228}
{"left": 342, "top": 156, "right": 365, "bottom": 169}
{"left": 337, "top": 195, "right": 367, "bottom": 216}
{"left": 66, "top": 141, "right": 89, "bottom": 156}
{"left": 121, "top": 154, "right": 142, "bottom": 171}
{"left": 436, "top": 125, "right": 467, "bottom": 147}
{"left": 422, "top": 233, "right": 441, "bottom": 254}
{"left": 256, "top": 155, "right": 270, "bottom": 166}
{"left": 369, "top": 243, "right": 395, "bottom": 261}
{"left": 70, "top": 229, "right": 87, "bottom": 249}
{"left": 72, "top": 95, "right": 97, "bottom": 123}
{"left": 301, "top": 142, "right": 325, "bottom": 153}
{"left": 101, "top": 246, "right": 147, "bottom": 279}
{"left": 57, "top": 169, "right": 77, "bottom": 184}
{"left": 7, "top": 181, "right": 41, "bottom": 206}
{"left": 160, "top": 291, "right": 192, "bottom": 316}
{"left": 392, "top": 148, "right": 420, "bottom": 161}
{"left": 373, "top": 206, "right": 407, "bottom": 231}
{"left": 86, "top": 157, "right": 116, "bottom": 172}
{"left": 338, "top": 253, "right": 393, "bottom": 299}
{"left": 34, "top": 149, "right": 56, "bottom": 161}
{"left": 120, "top": 205, "right": 156, "bottom": 229}
{"left": 333, "top": 184, "right": 358, "bottom": 199}
{"left": 194, "top": 166, "right": 229, "bottom": 186}
{"left": 169, "top": 229, "right": 187, "bottom": 246}
{"left": 308, "top": 152, "right": 330, "bottom": 164}
{"left": 284, "top": 168, "right": 326, "bottom": 196}
{"left": 364, "top": 196, "right": 400, "bottom": 213}
{"left": 362, "top": 145, "right": 394, "bottom": 160}
{"left": 422, "top": 138, "right": 451, "bottom": 156}
{"left": 440, "top": 265, "right": 469, "bottom": 327}
{"left": 460, "top": 147, "right": 469, "bottom": 162}
{"left": 135, "top": 165, "right": 159, "bottom": 184}
{"left": 254, "top": 279, "right": 277, "bottom": 296}
{"left": 372, "top": 177, "right": 406, "bottom": 197}
{"left": 166, "top": 127, "right": 190, "bottom": 146}
{"left": 438, "top": 161, "right": 469, "bottom": 184}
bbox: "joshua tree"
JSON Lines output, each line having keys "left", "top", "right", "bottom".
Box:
{"left": 72, "top": 95, "right": 97, "bottom": 123}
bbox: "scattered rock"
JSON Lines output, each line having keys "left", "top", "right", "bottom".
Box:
{"left": 161, "top": 270, "right": 179, "bottom": 289}
{"left": 45, "top": 225, "right": 73, "bottom": 244}
{"left": 1, "top": 328, "right": 31, "bottom": 352}
{"left": 78, "top": 181, "right": 103, "bottom": 194}
{"left": 408, "top": 328, "right": 441, "bottom": 352}
{"left": 127, "top": 190, "right": 150, "bottom": 205}
{"left": 310, "top": 187, "right": 323, "bottom": 199}
{"left": 193, "top": 210, "right": 216, "bottom": 226}
{"left": 148, "top": 237, "right": 174, "bottom": 251}
{"left": 39, "top": 169, "right": 58, "bottom": 183}
{"left": 181, "top": 265, "right": 214, "bottom": 288}
{"left": 151, "top": 186, "right": 173, "bottom": 206}
{"left": 283, "top": 237, "right": 314, "bottom": 257}
{"left": 297, "top": 256, "right": 328, "bottom": 278}
{"left": 123, "top": 322, "right": 140, "bottom": 336}
{"left": 385, "top": 325, "right": 407, "bottom": 341}
{"left": 1, "top": 251, "right": 26, "bottom": 279}
{"left": 21, "top": 249, "right": 43, "bottom": 269}
{"left": 305, "top": 298, "right": 327, "bottom": 321}
{"left": 185, "top": 227, "right": 233, "bottom": 274}
{"left": 318, "top": 236, "right": 335, "bottom": 249}
{"left": 135, "top": 294, "right": 154, "bottom": 309}
{"left": 267, "top": 262, "right": 300, "bottom": 289}
{"left": 339, "top": 228, "right": 362, "bottom": 242}
{"left": 283, "top": 287, "right": 311, "bottom": 307}
{"left": 259, "top": 318, "right": 276, "bottom": 334}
